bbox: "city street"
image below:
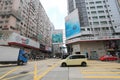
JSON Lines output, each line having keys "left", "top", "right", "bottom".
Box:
{"left": 0, "top": 59, "right": 120, "bottom": 80}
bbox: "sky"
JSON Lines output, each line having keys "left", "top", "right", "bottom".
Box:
{"left": 40, "top": 0, "right": 67, "bottom": 29}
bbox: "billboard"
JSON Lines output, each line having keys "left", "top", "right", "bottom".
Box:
{"left": 65, "top": 9, "right": 81, "bottom": 39}
{"left": 0, "top": 31, "right": 39, "bottom": 48}
{"left": 52, "top": 30, "right": 63, "bottom": 43}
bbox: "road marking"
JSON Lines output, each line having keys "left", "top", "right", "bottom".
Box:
{"left": 2, "top": 68, "right": 45, "bottom": 80}
{"left": 2, "top": 62, "right": 57, "bottom": 80}
{"left": 82, "top": 72, "right": 120, "bottom": 74}
{"left": 2, "top": 72, "right": 33, "bottom": 80}
{"left": 2, "top": 67, "right": 46, "bottom": 80}
{"left": 84, "top": 76, "right": 120, "bottom": 78}
{"left": 0, "top": 66, "right": 20, "bottom": 80}
{"left": 37, "top": 63, "right": 59, "bottom": 80}
{"left": 34, "top": 62, "right": 38, "bottom": 80}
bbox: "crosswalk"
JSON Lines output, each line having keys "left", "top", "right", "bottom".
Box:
{"left": 80, "top": 60, "right": 120, "bottom": 79}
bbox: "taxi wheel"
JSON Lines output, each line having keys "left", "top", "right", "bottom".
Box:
{"left": 81, "top": 62, "right": 87, "bottom": 67}
{"left": 61, "top": 63, "right": 67, "bottom": 67}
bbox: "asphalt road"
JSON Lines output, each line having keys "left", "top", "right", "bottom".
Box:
{"left": 0, "top": 59, "right": 120, "bottom": 80}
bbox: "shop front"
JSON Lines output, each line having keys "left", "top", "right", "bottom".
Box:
{"left": 66, "top": 38, "right": 120, "bottom": 60}
{"left": 0, "top": 31, "right": 41, "bottom": 60}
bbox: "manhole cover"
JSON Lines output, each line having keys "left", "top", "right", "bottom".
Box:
{"left": 48, "top": 65, "right": 52, "bottom": 67}
{"left": 20, "top": 71, "right": 29, "bottom": 74}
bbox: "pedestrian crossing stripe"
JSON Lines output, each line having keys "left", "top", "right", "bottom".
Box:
{"left": 81, "top": 71, "right": 120, "bottom": 74}
{"left": 83, "top": 76, "right": 120, "bottom": 78}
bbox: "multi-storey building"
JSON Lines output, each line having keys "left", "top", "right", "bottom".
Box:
{"left": 52, "top": 29, "right": 63, "bottom": 54}
{"left": 0, "top": 0, "right": 53, "bottom": 55}
{"left": 66, "top": 0, "right": 120, "bottom": 59}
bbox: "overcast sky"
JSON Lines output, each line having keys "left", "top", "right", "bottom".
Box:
{"left": 40, "top": 0, "right": 67, "bottom": 29}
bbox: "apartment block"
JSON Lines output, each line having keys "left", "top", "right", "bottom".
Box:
{"left": 0, "top": 0, "right": 52, "bottom": 48}
{"left": 66, "top": 0, "right": 120, "bottom": 59}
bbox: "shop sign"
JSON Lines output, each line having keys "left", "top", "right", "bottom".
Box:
{"left": 45, "top": 46, "right": 52, "bottom": 52}
{"left": 9, "top": 33, "right": 39, "bottom": 48}
{"left": 40, "top": 44, "right": 45, "bottom": 50}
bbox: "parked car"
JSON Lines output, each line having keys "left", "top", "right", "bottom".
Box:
{"left": 61, "top": 54, "right": 87, "bottom": 67}
{"left": 100, "top": 55, "right": 118, "bottom": 61}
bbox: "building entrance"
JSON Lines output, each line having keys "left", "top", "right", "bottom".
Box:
{"left": 90, "top": 51, "right": 98, "bottom": 60}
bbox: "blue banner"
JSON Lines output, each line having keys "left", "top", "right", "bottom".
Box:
{"left": 65, "top": 9, "right": 81, "bottom": 38}
{"left": 52, "top": 33, "right": 63, "bottom": 43}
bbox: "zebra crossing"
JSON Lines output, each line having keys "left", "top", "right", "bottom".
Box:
{"left": 80, "top": 60, "right": 120, "bottom": 79}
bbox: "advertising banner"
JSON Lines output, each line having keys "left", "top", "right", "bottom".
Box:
{"left": 65, "top": 9, "right": 81, "bottom": 39}
{"left": 52, "top": 32, "right": 63, "bottom": 43}
{"left": 0, "top": 31, "right": 39, "bottom": 48}
{"left": 9, "top": 33, "right": 39, "bottom": 48}
{"left": 52, "top": 30, "right": 63, "bottom": 43}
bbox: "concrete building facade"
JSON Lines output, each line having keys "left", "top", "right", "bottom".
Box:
{"left": 66, "top": 0, "right": 120, "bottom": 59}
{"left": 52, "top": 29, "right": 64, "bottom": 57}
{"left": 0, "top": 0, "right": 52, "bottom": 47}
{"left": 0, "top": 0, "right": 53, "bottom": 57}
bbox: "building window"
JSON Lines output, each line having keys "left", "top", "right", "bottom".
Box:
{"left": 4, "top": 7, "right": 7, "bottom": 9}
{"left": 93, "top": 22, "right": 99, "bottom": 25}
{"left": 0, "top": 26, "right": 2, "bottom": 28}
{"left": 109, "top": 21, "right": 112, "bottom": 24}
{"left": 2, "top": 15, "right": 5, "bottom": 18}
{"left": 100, "top": 21, "right": 107, "bottom": 24}
{"left": 95, "top": 28, "right": 100, "bottom": 31}
{"left": 91, "top": 11, "right": 96, "bottom": 14}
{"left": 102, "top": 27, "right": 105, "bottom": 30}
{"left": 87, "top": 7, "right": 89, "bottom": 9}
{"left": 89, "top": 17, "right": 91, "bottom": 19}
{"left": 106, "top": 10, "right": 108, "bottom": 13}
{"left": 90, "top": 6, "right": 95, "bottom": 9}
{"left": 98, "top": 10, "right": 104, "bottom": 13}
{"left": 103, "top": 1, "right": 105, "bottom": 3}
{"left": 96, "top": 1, "right": 102, "bottom": 4}
{"left": 6, "top": 15, "right": 10, "bottom": 18}
{"left": 5, "top": 20, "right": 8, "bottom": 23}
{"left": 21, "top": 22, "right": 23, "bottom": 25}
{"left": 107, "top": 15, "right": 110, "bottom": 18}
{"left": 10, "top": 26, "right": 15, "bottom": 30}
{"left": 92, "top": 16, "right": 98, "bottom": 19}
{"left": 115, "top": 26, "right": 117, "bottom": 28}
{"left": 81, "top": 29, "right": 85, "bottom": 31}
{"left": 87, "top": 28, "right": 90, "bottom": 31}
{"left": 104, "top": 5, "right": 107, "bottom": 8}
{"left": 106, "top": 27, "right": 109, "bottom": 30}
{"left": 99, "top": 16, "right": 106, "bottom": 18}
{"left": 97, "top": 6, "right": 103, "bottom": 8}
{"left": 89, "top": 22, "right": 92, "bottom": 25}
{"left": 89, "top": 2, "right": 94, "bottom": 4}
{"left": 5, "top": 1, "right": 8, "bottom": 5}
{"left": 0, "top": 21, "right": 3, "bottom": 23}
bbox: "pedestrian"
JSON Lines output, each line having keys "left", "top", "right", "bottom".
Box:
{"left": 86, "top": 52, "right": 89, "bottom": 58}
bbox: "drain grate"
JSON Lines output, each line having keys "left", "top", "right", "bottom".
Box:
{"left": 20, "top": 71, "right": 29, "bottom": 74}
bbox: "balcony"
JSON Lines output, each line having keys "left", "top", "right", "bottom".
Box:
{"left": 81, "top": 31, "right": 93, "bottom": 36}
